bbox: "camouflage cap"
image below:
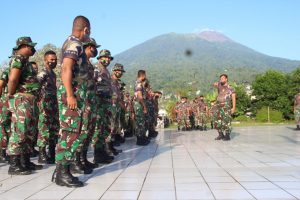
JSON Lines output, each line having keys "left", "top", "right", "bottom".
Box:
{"left": 97, "top": 49, "right": 113, "bottom": 60}
{"left": 82, "top": 38, "right": 101, "bottom": 48}
{"left": 112, "top": 63, "right": 125, "bottom": 72}
{"left": 13, "top": 37, "right": 37, "bottom": 50}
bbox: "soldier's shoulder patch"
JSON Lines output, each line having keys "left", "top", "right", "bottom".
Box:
{"left": 10, "top": 57, "right": 23, "bottom": 69}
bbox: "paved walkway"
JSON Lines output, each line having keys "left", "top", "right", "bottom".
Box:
{"left": 1, "top": 126, "right": 300, "bottom": 200}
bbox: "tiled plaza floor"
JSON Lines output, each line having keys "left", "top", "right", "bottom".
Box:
{"left": 1, "top": 125, "right": 300, "bottom": 200}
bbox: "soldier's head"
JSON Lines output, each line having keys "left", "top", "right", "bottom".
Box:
{"left": 154, "top": 91, "right": 162, "bottom": 99}
{"left": 83, "top": 38, "right": 100, "bottom": 59}
{"left": 137, "top": 70, "right": 146, "bottom": 81}
{"left": 112, "top": 63, "right": 125, "bottom": 79}
{"left": 97, "top": 49, "right": 113, "bottom": 67}
{"left": 181, "top": 96, "right": 187, "bottom": 103}
{"left": 44, "top": 50, "right": 57, "bottom": 69}
{"left": 72, "top": 15, "right": 91, "bottom": 42}
{"left": 13, "top": 37, "right": 37, "bottom": 57}
{"left": 199, "top": 95, "right": 204, "bottom": 102}
{"left": 219, "top": 74, "right": 228, "bottom": 85}
{"left": 31, "top": 61, "right": 38, "bottom": 73}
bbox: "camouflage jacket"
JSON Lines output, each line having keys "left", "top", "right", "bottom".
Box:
{"left": 94, "top": 64, "right": 112, "bottom": 98}
{"left": 9, "top": 54, "right": 40, "bottom": 95}
{"left": 60, "top": 35, "right": 88, "bottom": 87}
{"left": 134, "top": 79, "right": 146, "bottom": 100}
{"left": 216, "top": 82, "right": 235, "bottom": 105}
{"left": 37, "top": 67, "right": 57, "bottom": 97}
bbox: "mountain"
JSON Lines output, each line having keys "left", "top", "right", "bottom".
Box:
{"left": 112, "top": 31, "right": 300, "bottom": 94}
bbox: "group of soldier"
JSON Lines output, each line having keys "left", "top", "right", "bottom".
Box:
{"left": 174, "top": 74, "right": 236, "bottom": 141}
{"left": 0, "top": 16, "right": 162, "bottom": 188}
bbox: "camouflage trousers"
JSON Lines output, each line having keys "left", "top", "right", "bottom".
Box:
{"left": 177, "top": 114, "right": 190, "bottom": 128}
{"left": 146, "top": 101, "right": 156, "bottom": 132}
{"left": 295, "top": 106, "right": 300, "bottom": 125}
{"left": 214, "top": 103, "right": 232, "bottom": 133}
{"left": 56, "top": 84, "right": 87, "bottom": 165}
{"left": 37, "top": 94, "right": 59, "bottom": 148}
{"left": 7, "top": 93, "right": 37, "bottom": 155}
{"left": 79, "top": 90, "right": 97, "bottom": 152}
{"left": 92, "top": 98, "right": 112, "bottom": 149}
{"left": 134, "top": 101, "right": 146, "bottom": 137}
{"left": 0, "top": 96, "right": 11, "bottom": 149}
{"left": 196, "top": 112, "right": 207, "bottom": 127}
{"left": 110, "top": 103, "right": 121, "bottom": 136}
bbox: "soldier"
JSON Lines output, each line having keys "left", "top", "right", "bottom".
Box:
{"left": 92, "top": 49, "right": 114, "bottom": 164}
{"left": 213, "top": 74, "right": 236, "bottom": 141}
{"left": 0, "top": 68, "right": 11, "bottom": 163}
{"left": 110, "top": 63, "right": 125, "bottom": 154}
{"left": 53, "top": 16, "right": 91, "bottom": 187}
{"left": 7, "top": 36, "right": 43, "bottom": 175}
{"left": 134, "top": 70, "right": 150, "bottom": 145}
{"left": 123, "top": 92, "right": 135, "bottom": 138}
{"left": 72, "top": 38, "right": 100, "bottom": 173}
{"left": 294, "top": 89, "right": 300, "bottom": 130}
{"left": 145, "top": 87, "right": 158, "bottom": 138}
{"left": 36, "top": 50, "right": 59, "bottom": 164}
{"left": 175, "top": 97, "right": 191, "bottom": 131}
{"left": 198, "top": 95, "right": 208, "bottom": 131}
{"left": 209, "top": 100, "right": 217, "bottom": 129}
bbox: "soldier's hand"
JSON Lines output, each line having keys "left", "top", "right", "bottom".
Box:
{"left": 143, "top": 107, "right": 148, "bottom": 114}
{"left": 67, "top": 96, "right": 77, "bottom": 110}
{"left": 231, "top": 108, "right": 235, "bottom": 114}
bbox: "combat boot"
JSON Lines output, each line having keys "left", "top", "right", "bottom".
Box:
{"left": 148, "top": 130, "right": 158, "bottom": 138}
{"left": 94, "top": 147, "right": 114, "bottom": 164}
{"left": 215, "top": 132, "right": 224, "bottom": 140}
{"left": 8, "top": 155, "right": 31, "bottom": 175}
{"left": 55, "top": 164, "right": 83, "bottom": 187}
{"left": 136, "top": 136, "right": 150, "bottom": 146}
{"left": 223, "top": 132, "right": 231, "bottom": 141}
{"left": 21, "top": 153, "right": 43, "bottom": 170}
{"left": 0, "top": 149, "right": 8, "bottom": 163}
{"left": 47, "top": 141, "right": 56, "bottom": 164}
{"left": 81, "top": 149, "right": 98, "bottom": 169}
{"left": 109, "top": 142, "right": 122, "bottom": 156}
{"left": 70, "top": 152, "right": 92, "bottom": 174}
{"left": 38, "top": 147, "right": 48, "bottom": 164}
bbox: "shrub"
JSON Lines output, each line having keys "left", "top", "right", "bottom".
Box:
{"left": 255, "top": 107, "right": 284, "bottom": 123}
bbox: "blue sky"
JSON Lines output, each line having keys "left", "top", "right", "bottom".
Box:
{"left": 1, "top": 0, "right": 300, "bottom": 64}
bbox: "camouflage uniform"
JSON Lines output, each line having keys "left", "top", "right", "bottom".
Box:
{"left": 175, "top": 100, "right": 191, "bottom": 130}
{"left": 214, "top": 82, "right": 235, "bottom": 134}
{"left": 294, "top": 93, "right": 300, "bottom": 127}
{"left": 0, "top": 69, "right": 11, "bottom": 152}
{"left": 134, "top": 79, "right": 147, "bottom": 138}
{"left": 55, "top": 35, "right": 88, "bottom": 166}
{"left": 7, "top": 55, "right": 40, "bottom": 155}
{"left": 36, "top": 67, "right": 59, "bottom": 148}
{"left": 123, "top": 93, "right": 135, "bottom": 137}
{"left": 198, "top": 100, "right": 208, "bottom": 130}
{"left": 92, "top": 63, "right": 112, "bottom": 149}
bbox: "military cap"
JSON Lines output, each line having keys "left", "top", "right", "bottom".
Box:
{"left": 97, "top": 49, "right": 113, "bottom": 60}
{"left": 112, "top": 63, "right": 125, "bottom": 72}
{"left": 13, "top": 37, "right": 37, "bottom": 50}
{"left": 83, "top": 38, "right": 101, "bottom": 48}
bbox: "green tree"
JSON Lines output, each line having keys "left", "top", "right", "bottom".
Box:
{"left": 252, "top": 70, "right": 291, "bottom": 119}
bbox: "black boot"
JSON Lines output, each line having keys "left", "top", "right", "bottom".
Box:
{"left": 136, "top": 136, "right": 150, "bottom": 146}
{"left": 47, "top": 142, "right": 56, "bottom": 164}
{"left": 0, "top": 149, "right": 8, "bottom": 163}
{"left": 81, "top": 149, "right": 98, "bottom": 169}
{"left": 70, "top": 152, "right": 92, "bottom": 174}
{"left": 109, "top": 142, "right": 122, "bottom": 156}
{"left": 21, "top": 153, "right": 43, "bottom": 170}
{"left": 30, "top": 147, "right": 39, "bottom": 158}
{"left": 54, "top": 164, "right": 83, "bottom": 187}
{"left": 38, "top": 147, "right": 48, "bottom": 164}
{"left": 94, "top": 147, "right": 114, "bottom": 164}
{"left": 8, "top": 155, "right": 31, "bottom": 175}
{"left": 148, "top": 130, "right": 158, "bottom": 138}
{"left": 215, "top": 132, "right": 224, "bottom": 140}
{"left": 223, "top": 132, "right": 231, "bottom": 141}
